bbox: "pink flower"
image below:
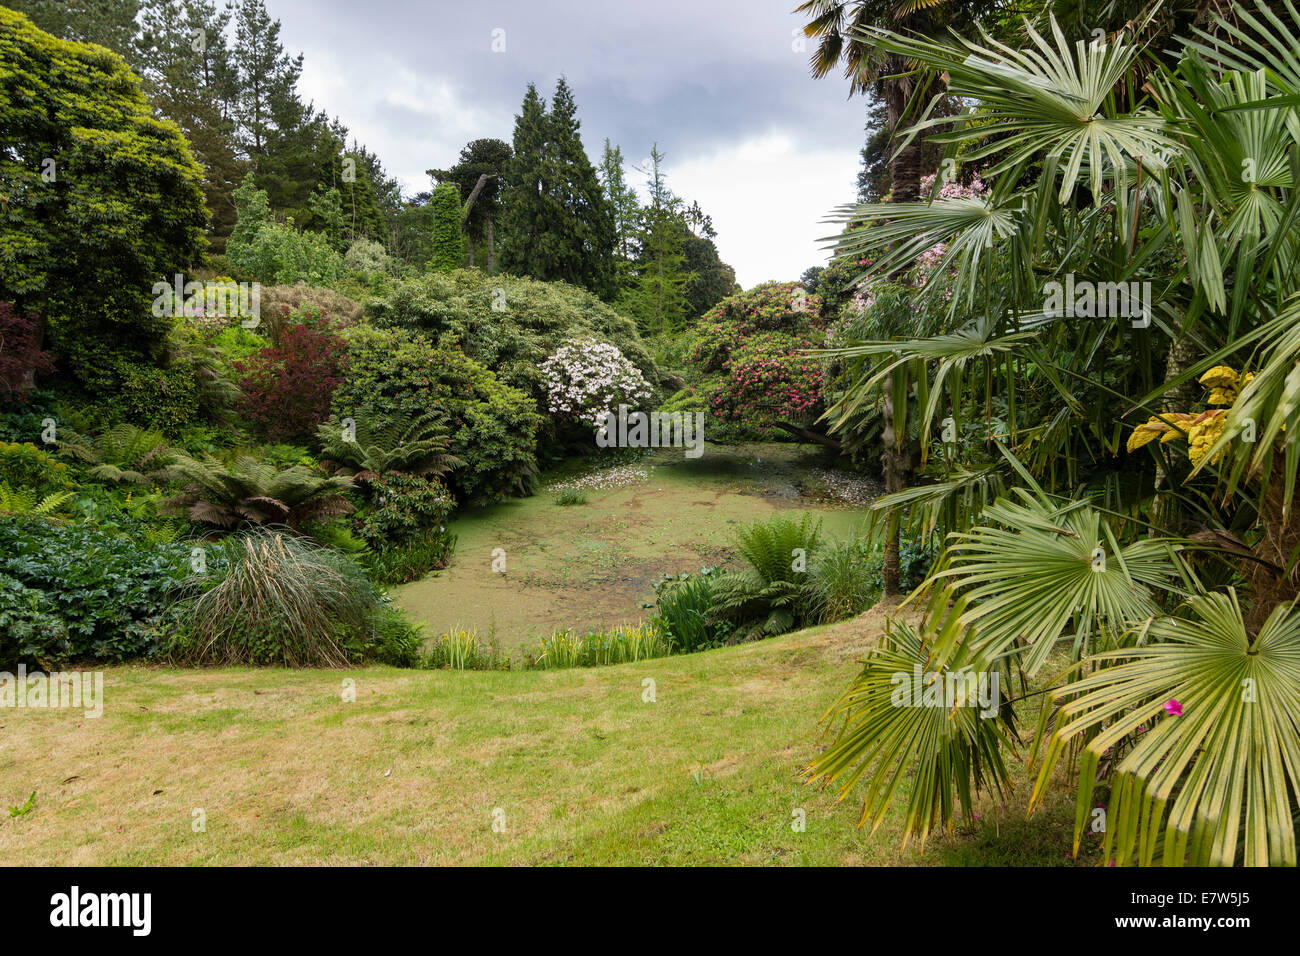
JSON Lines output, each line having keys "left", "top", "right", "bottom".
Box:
{"left": 1164, "top": 699, "right": 1183, "bottom": 717}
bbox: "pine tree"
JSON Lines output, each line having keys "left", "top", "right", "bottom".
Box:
{"left": 623, "top": 146, "right": 694, "bottom": 333}
{"left": 498, "top": 79, "right": 617, "bottom": 298}
{"left": 598, "top": 138, "right": 641, "bottom": 291}
{"left": 229, "top": 0, "right": 302, "bottom": 155}
{"left": 138, "top": 0, "right": 246, "bottom": 253}
{"left": 547, "top": 77, "right": 617, "bottom": 298}
{"left": 498, "top": 84, "right": 555, "bottom": 280}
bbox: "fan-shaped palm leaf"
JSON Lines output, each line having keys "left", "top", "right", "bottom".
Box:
{"left": 1030, "top": 589, "right": 1300, "bottom": 866}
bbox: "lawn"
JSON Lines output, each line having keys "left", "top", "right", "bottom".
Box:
{"left": 0, "top": 604, "right": 1095, "bottom": 866}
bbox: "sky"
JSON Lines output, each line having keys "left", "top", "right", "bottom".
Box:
{"left": 269, "top": 0, "right": 870, "bottom": 288}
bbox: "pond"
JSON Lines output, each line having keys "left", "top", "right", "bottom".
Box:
{"left": 393, "top": 442, "right": 881, "bottom": 650}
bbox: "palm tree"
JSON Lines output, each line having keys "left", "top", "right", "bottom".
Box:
{"left": 797, "top": 0, "right": 1002, "bottom": 593}
{"left": 807, "top": 1, "right": 1300, "bottom": 865}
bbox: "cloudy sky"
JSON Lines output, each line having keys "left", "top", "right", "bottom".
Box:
{"left": 269, "top": 0, "right": 869, "bottom": 287}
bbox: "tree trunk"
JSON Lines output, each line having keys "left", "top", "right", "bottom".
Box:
{"left": 876, "top": 66, "right": 924, "bottom": 596}
{"left": 487, "top": 217, "right": 496, "bottom": 273}
{"left": 881, "top": 369, "right": 907, "bottom": 595}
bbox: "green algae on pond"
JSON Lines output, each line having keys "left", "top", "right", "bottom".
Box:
{"left": 392, "top": 443, "right": 878, "bottom": 647}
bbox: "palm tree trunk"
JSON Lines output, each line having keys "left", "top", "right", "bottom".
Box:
{"left": 877, "top": 64, "right": 923, "bottom": 596}
{"left": 881, "top": 369, "right": 907, "bottom": 594}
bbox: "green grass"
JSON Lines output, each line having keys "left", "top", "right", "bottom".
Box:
{"left": 0, "top": 608, "right": 1095, "bottom": 866}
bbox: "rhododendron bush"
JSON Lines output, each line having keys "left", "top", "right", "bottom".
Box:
{"left": 713, "top": 335, "right": 824, "bottom": 428}
{"left": 540, "top": 338, "right": 653, "bottom": 426}
{"left": 684, "top": 283, "right": 826, "bottom": 434}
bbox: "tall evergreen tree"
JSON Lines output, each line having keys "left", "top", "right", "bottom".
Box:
{"left": 622, "top": 145, "right": 694, "bottom": 334}
{"left": 497, "top": 84, "right": 551, "bottom": 278}
{"left": 498, "top": 79, "right": 616, "bottom": 298}
{"left": 138, "top": 0, "right": 246, "bottom": 253}
{"left": 598, "top": 138, "right": 641, "bottom": 290}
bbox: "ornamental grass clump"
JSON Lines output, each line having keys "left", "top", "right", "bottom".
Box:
{"left": 178, "top": 529, "right": 382, "bottom": 667}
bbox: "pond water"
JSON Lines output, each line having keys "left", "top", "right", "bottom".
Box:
{"left": 393, "top": 442, "right": 881, "bottom": 650}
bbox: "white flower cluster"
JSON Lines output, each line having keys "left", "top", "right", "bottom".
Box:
{"left": 809, "top": 468, "right": 882, "bottom": 506}
{"left": 548, "top": 464, "right": 651, "bottom": 492}
{"left": 540, "top": 338, "right": 653, "bottom": 426}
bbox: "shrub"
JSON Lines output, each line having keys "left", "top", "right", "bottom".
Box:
{"left": 226, "top": 175, "right": 344, "bottom": 285}
{"left": 367, "top": 271, "right": 659, "bottom": 420}
{"left": 57, "top": 424, "right": 173, "bottom": 485}
{"left": 708, "top": 514, "right": 822, "bottom": 640}
{"left": 685, "top": 283, "right": 826, "bottom": 436}
{"left": 363, "top": 527, "right": 457, "bottom": 585}
{"left": 0, "top": 521, "right": 195, "bottom": 663}
{"left": 343, "top": 238, "right": 389, "bottom": 276}
{"left": 0, "top": 571, "right": 68, "bottom": 667}
{"left": 257, "top": 285, "right": 363, "bottom": 341}
{"left": 0, "top": 441, "right": 72, "bottom": 494}
{"left": 356, "top": 472, "right": 455, "bottom": 549}
{"left": 173, "top": 529, "right": 418, "bottom": 667}
{"left": 234, "top": 321, "right": 349, "bottom": 443}
{"left": 334, "top": 326, "right": 541, "bottom": 505}
{"left": 539, "top": 338, "right": 654, "bottom": 426}
{"left": 316, "top": 410, "right": 462, "bottom": 483}
{"left": 0, "top": 304, "right": 54, "bottom": 403}
{"left": 109, "top": 357, "right": 204, "bottom": 433}
{"left": 710, "top": 334, "right": 825, "bottom": 428}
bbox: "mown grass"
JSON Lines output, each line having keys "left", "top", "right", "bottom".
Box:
{"left": 0, "top": 605, "right": 1097, "bottom": 866}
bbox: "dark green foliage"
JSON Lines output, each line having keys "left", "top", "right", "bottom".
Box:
{"left": 0, "top": 520, "right": 196, "bottom": 665}
{"left": 162, "top": 453, "right": 355, "bottom": 529}
{"left": 367, "top": 270, "right": 659, "bottom": 433}
{"left": 0, "top": 7, "right": 208, "bottom": 401}
{"left": 807, "top": 537, "right": 880, "bottom": 623}
{"left": 56, "top": 424, "right": 174, "bottom": 484}
{"left": 653, "top": 567, "right": 730, "bottom": 653}
{"left": 708, "top": 515, "right": 822, "bottom": 640}
{"left": 333, "top": 326, "right": 541, "bottom": 505}
{"left": 498, "top": 80, "right": 617, "bottom": 298}
{"left": 429, "top": 137, "right": 512, "bottom": 260}
{"left": 362, "top": 526, "right": 457, "bottom": 586}
{"left": 316, "top": 410, "right": 462, "bottom": 482}
{"left": 356, "top": 472, "right": 454, "bottom": 550}
{"left": 429, "top": 182, "right": 465, "bottom": 271}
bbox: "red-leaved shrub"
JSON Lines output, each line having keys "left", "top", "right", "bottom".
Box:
{"left": 234, "top": 320, "right": 348, "bottom": 442}
{"left": 0, "top": 303, "right": 55, "bottom": 403}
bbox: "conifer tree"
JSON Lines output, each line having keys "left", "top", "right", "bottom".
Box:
{"left": 622, "top": 145, "right": 694, "bottom": 333}
{"left": 498, "top": 79, "right": 617, "bottom": 298}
